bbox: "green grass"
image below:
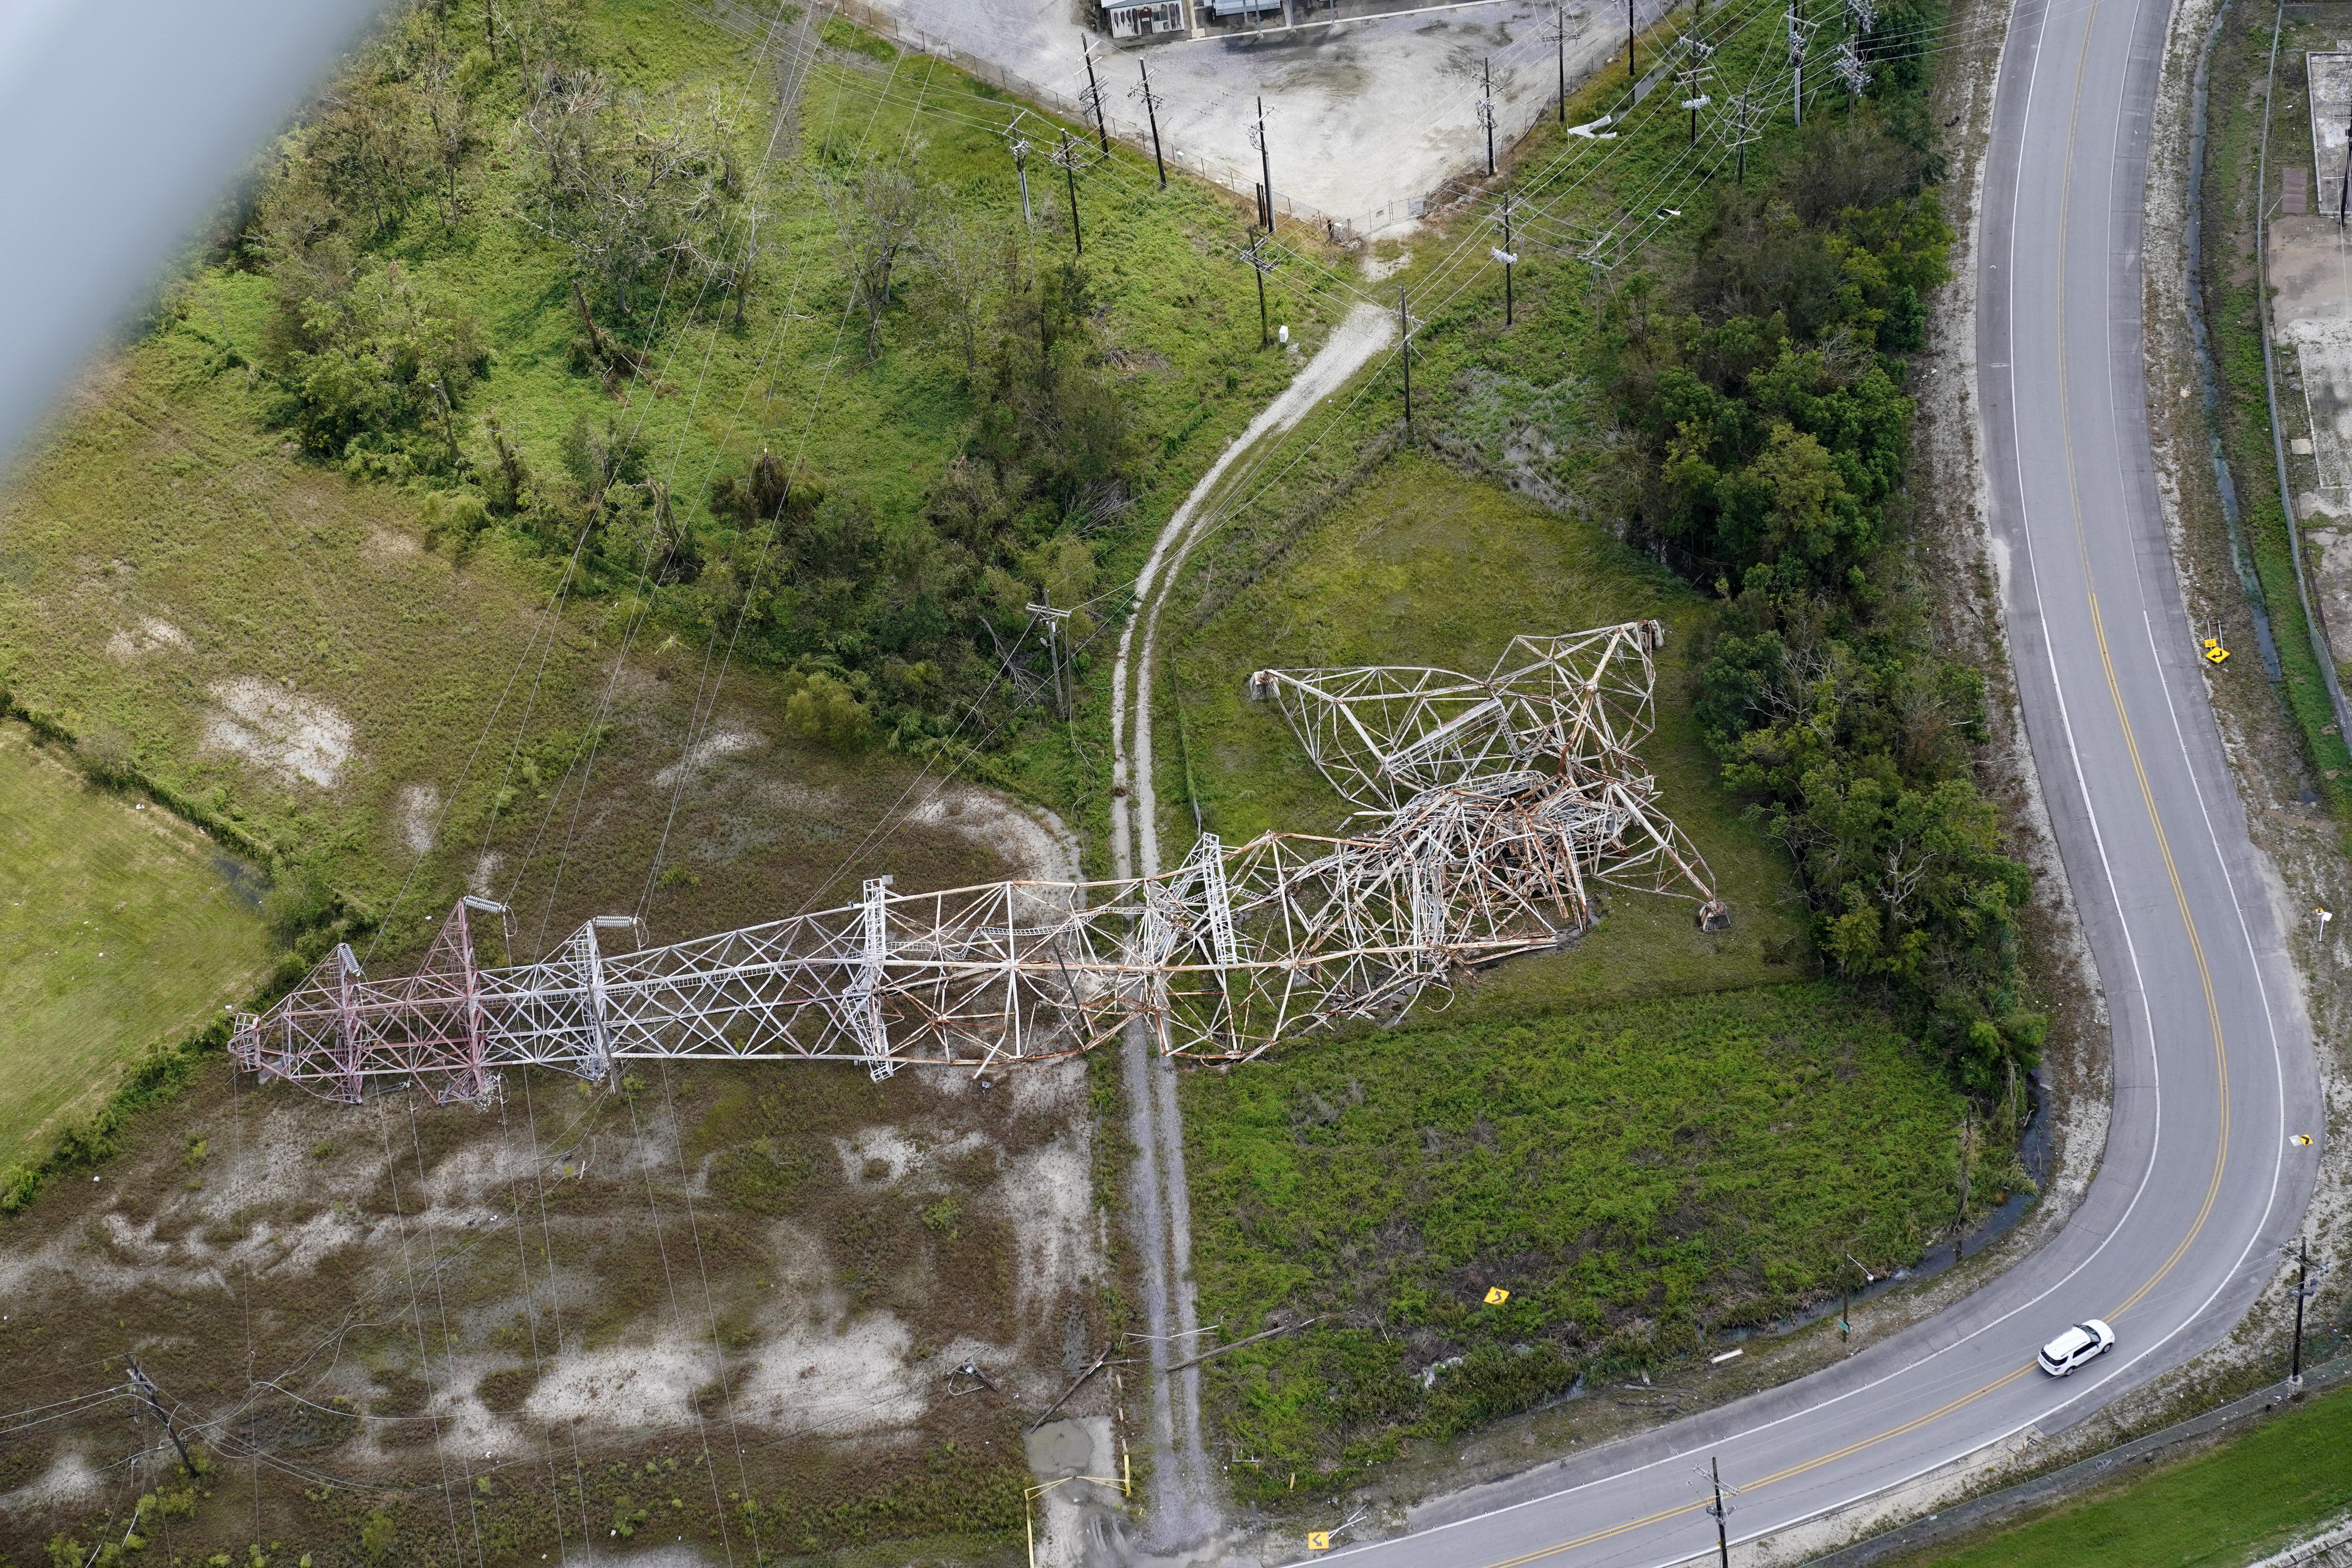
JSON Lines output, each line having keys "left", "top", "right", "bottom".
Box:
{"left": 1182, "top": 982, "right": 1985, "bottom": 1500}
{"left": 0, "top": 722, "right": 271, "bottom": 1168}
{"left": 1167, "top": 449, "right": 1811, "bottom": 1013}
{"left": 1911, "top": 1383, "right": 2352, "bottom": 1566}
{"left": 0, "top": 0, "right": 1360, "bottom": 952}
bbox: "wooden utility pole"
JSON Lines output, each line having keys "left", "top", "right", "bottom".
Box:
{"left": 1553, "top": 2, "right": 1569, "bottom": 122}
{"left": 1083, "top": 41, "right": 1110, "bottom": 154}
{"left": 1398, "top": 289, "right": 1413, "bottom": 437}
{"left": 1708, "top": 1457, "right": 1730, "bottom": 1568}
{"left": 1136, "top": 58, "right": 1168, "bottom": 188}
{"left": 127, "top": 1358, "right": 192, "bottom": 1472}
{"left": 1055, "top": 130, "right": 1084, "bottom": 256}
{"left": 1480, "top": 59, "right": 1497, "bottom": 175}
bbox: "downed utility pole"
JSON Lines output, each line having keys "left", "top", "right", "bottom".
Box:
{"left": 1166, "top": 1316, "right": 1323, "bottom": 1373}
{"left": 127, "top": 1357, "right": 192, "bottom": 1472}
{"left": 1031, "top": 1339, "right": 1120, "bottom": 1429}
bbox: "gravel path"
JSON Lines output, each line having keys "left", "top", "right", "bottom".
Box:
{"left": 1106, "top": 300, "right": 1397, "bottom": 1552}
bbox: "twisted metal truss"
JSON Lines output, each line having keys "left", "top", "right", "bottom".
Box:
{"left": 232, "top": 622, "right": 1723, "bottom": 1102}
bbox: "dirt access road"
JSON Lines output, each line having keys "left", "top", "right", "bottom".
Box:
{"left": 1103, "top": 300, "right": 1396, "bottom": 1556}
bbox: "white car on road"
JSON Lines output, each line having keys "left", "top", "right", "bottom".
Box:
{"left": 2037, "top": 1319, "right": 2116, "bottom": 1376}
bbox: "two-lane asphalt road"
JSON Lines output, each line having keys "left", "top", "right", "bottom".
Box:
{"left": 1323, "top": 0, "right": 2322, "bottom": 1559}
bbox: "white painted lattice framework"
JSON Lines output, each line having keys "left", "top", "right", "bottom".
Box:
{"left": 232, "top": 621, "right": 1723, "bottom": 1102}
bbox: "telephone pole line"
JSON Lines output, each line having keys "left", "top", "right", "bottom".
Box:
{"left": 1133, "top": 57, "right": 1168, "bottom": 188}
{"left": 1492, "top": 193, "right": 1518, "bottom": 326}
{"left": 1398, "top": 289, "right": 1414, "bottom": 437}
{"left": 1250, "top": 96, "right": 1276, "bottom": 229}
{"left": 1479, "top": 58, "right": 1498, "bottom": 174}
{"left": 1789, "top": 7, "right": 1821, "bottom": 127}
{"left": 1243, "top": 227, "right": 1278, "bottom": 346}
{"left": 1550, "top": 2, "right": 1569, "bottom": 122}
{"left": 1082, "top": 40, "right": 1110, "bottom": 154}
{"left": 1006, "top": 115, "right": 1034, "bottom": 225}
{"left": 1679, "top": 45, "right": 1715, "bottom": 147}
{"left": 1051, "top": 129, "right": 1085, "bottom": 256}
{"left": 1707, "top": 1457, "right": 1732, "bottom": 1567}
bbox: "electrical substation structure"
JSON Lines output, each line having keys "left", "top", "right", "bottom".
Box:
{"left": 233, "top": 622, "right": 1725, "bottom": 1105}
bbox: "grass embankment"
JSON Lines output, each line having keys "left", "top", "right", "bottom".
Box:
{"left": 0, "top": 724, "right": 271, "bottom": 1167}
{"left": 2200, "top": 7, "right": 2352, "bottom": 808}
{"left": 1184, "top": 984, "right": 1980, "bottom": 1498}
{"left": 1909, "top": 1382, "right": 2352, "bottom": 1566}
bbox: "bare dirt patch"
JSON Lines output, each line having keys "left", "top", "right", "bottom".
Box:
{"left": 201, "top": 675, "right": 355, "bottom": 789}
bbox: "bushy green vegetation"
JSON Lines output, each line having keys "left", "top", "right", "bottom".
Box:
{"left": 0, "top": 724, "right": 271, "bottom": 1170}
{"left": 1912, "top": 1382, "right": 2352, "bottom": 1566}
{"left": 1184, "top": 984, "right": 1993, "bottom": 1499}
{"left": 202, "top": 0, "right": 1333, "bottom": 749}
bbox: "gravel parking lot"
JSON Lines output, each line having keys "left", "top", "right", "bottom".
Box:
{"left": 854, "top": 0, "right": 1684, "bottom": 232}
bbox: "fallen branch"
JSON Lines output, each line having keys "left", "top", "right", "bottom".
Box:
{"left": 1166, "top": 1317, "right": 1323, "bottom": 1374}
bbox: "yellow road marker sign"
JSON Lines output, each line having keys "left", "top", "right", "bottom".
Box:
{"left": 1484, "top": 1287, "right": 1510, "bottom": 1305}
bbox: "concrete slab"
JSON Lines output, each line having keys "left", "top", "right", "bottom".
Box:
{"left": 2270, "top": 213, "right": 2352, "bottom": 661}
{"left": 2310, "top": 49, "right": 2352, "bottom": 216}
{"left": 839, "top": 0, "right": 1683, "bottom": 233}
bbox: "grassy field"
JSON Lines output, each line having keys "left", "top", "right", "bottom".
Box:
{"left": 0, "top": 0, "right": 1347, "bottom": 964}
{"left": 0, "top": 722, "right": 272, "bottom": 1169}
{"left": 1182, "top": 983, "right": 1982, "bottom": 1500}
{"left": 1166, "top": 450, "right": 1812, "bottom": 1014}
{"left": 1907, "top": 1383, "right": 2352, "bottom": 1566}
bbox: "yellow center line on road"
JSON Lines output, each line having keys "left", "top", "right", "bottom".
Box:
{"left": 1457, "top": 0, "right": 2249, "bottom": 1556}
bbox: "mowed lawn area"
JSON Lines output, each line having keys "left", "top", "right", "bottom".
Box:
{"left": 0, "top": 724, "right": 272, "bottom": 1170}
{"left": 1911, "top": 1381, "right": 2352, "bottom": 1566}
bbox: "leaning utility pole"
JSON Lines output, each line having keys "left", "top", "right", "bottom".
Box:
{"left": 1728, "top": 93, "right": 1759, "bottom": 184}
{"left": 1026, "top": 594, "right": 1074, "bottom": 719}
{"left": 127, "top": 1357, "right": 193, "bottom": 1472}
{"left": 1082, "top": 40, "right": 1110, "bottom": 155}
{"left": 1134, "top": 58, "right": 1168, "bottom": 188}
{"left": 1480, "top": 59, "right": 1497, "bottom": 175}
{"left": 1627, "top": 0, "right": 1637, "bottom": 82}
{"left": 1053, "top": 129, "right": 1084, "bottom": 256}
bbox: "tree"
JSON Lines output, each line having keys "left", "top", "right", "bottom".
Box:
{"left": 825, "top": 163, "right": 928, "bottom": 362}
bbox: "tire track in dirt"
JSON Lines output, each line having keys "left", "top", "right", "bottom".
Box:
{"left": 1105, "top": 301, "right": 1396, "bottom": 1552}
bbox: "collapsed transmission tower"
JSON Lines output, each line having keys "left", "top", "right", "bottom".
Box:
{"left": 232, "top": 622, "right": 1724, "bottom": 1103}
